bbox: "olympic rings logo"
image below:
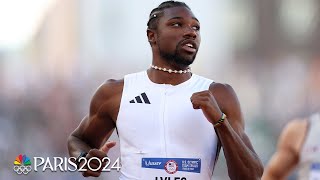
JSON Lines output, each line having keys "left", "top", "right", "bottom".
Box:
{"left": 13, "top": 165, "right": 32, "bottom": 175}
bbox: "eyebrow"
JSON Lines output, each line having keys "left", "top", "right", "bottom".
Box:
{"left": 168, "top": 16, "right": 199, "bottom": 23}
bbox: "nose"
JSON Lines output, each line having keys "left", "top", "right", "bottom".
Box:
{"left": 183, "top": 26, "right": 197, "bottom": 39}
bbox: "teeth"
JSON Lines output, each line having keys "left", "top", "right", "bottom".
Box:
{"left": 186, "top": 43, "right": 193, "bottom": 48}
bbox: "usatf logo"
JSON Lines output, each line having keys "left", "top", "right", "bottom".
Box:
{"left": 13, "top": 154, "right": 32, "bottom": 175}
{"left": 164, "top": 160, "right": 178, "bottom": 174}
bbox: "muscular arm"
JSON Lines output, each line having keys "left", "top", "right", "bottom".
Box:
{"left": 67, "top": 79, "right": 123, "bottom": 158}
{"left": 211, "top": 83, "right": 263, "bottom": 179}
{"left": 262, "top": 119, "right": 307, "bottom": 180}
{"left": 191, "top": 83, "right": 263, "bottom": 179}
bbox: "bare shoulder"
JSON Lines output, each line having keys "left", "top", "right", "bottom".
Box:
{"left": 102, "top": 79, "right": 123, "bottom": 93}
{"left": 282, "top": 119, "right": 308, "bottom": 137}
{"left": 208, "top": 82, "right": 240, "bottom": 115}
{"left": 209, "top": 82, "right": 236, "bottom": 95}
{"left": 90, "top": 79, "right": 124, "bottom": 115}
{"left": 278, "top": 118, "right": 308, "bottom": 153}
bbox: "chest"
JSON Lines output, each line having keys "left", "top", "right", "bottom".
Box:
{"left": 117, "top": 87, "right": 213, "bottom": 149}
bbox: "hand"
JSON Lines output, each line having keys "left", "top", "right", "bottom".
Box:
{"left": 81, "top": 141, "right": 116, "bottom": 177}
{"left": 190, "top": 90, "right": 223, "bottom": 124}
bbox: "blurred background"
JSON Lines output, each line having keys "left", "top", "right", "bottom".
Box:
{"left": 0, "top": 0, "right": 319, "bottom": 179}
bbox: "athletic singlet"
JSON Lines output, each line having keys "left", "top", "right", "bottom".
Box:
{"left": 298, "top": 113, "right": 320, "bottom": 180}
{"left": 116, "top": 71, "right": 219, "bottom": 180}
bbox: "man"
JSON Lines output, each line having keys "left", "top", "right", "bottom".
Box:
{"left": 263, "top": 113, "right": 320, "bottom": 180}
{"left": 67, "top": 1, "right": 263, "bottom": 179}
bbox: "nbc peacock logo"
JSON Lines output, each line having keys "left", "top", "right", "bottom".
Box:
{"left": 13, "top": 154, "right": 32, "bottom": 175}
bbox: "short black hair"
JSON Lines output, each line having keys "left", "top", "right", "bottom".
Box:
{"left": 147, "top": 1, "right": 191, "bottom": 30}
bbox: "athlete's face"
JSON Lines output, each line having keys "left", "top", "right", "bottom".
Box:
{"left": 155, "top": 7, "right": 201, "bottom": 67}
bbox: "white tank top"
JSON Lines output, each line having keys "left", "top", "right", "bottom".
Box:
{"left": 298, "top": 113, "right": 320, "bottom": 180}
{"left": 116, "top": 71, "right": 219, "bottom": 180}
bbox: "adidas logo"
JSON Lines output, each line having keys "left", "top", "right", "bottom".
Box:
{"left": 129, "top": 92, "right": 151, "bottom": 104}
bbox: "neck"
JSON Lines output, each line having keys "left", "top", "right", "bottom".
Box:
{"left": 149, "top": 51, "right": 193, "bottom": 85}
{"left": 152, "top": 48, "right": 191, "bottom": 70}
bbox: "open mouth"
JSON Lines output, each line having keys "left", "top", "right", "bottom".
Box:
{"left": 181, "top": 42, "right": 197, "bottom": 53}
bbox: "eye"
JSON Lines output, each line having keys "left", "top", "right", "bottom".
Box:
{"left": 192, "top": 25, "right": 200, "bottom": 31}
{"left": 171, "top": 22, "right": 181, "bottom": 27}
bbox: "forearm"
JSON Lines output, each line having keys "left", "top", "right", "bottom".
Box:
{"left": 215, "top": 119, "right": 263, "bottom": 179}
{"left": 67, "top": 134, "right": 92, "bottom": 158}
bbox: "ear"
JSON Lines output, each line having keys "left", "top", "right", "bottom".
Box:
{"left": 147, "top": 28, "right": 157, "bottom": 45}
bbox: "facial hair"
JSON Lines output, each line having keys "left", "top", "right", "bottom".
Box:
{"left": 158, "top": 40, "right": 197, "bottom": 69}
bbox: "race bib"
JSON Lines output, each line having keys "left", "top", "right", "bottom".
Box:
{"left": 142, "top": 158, "right": 201, "bottom": 174}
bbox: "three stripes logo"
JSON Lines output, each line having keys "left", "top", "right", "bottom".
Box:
{"left": 129, "top": 92, "right": 151, "bottom": 104}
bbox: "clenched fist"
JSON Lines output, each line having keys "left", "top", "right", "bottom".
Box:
{"left": 190, "top": 90, "right": 223, "bottom": 124}
{"left": 80, "top": 141, "right": 116, "bottom": 177}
